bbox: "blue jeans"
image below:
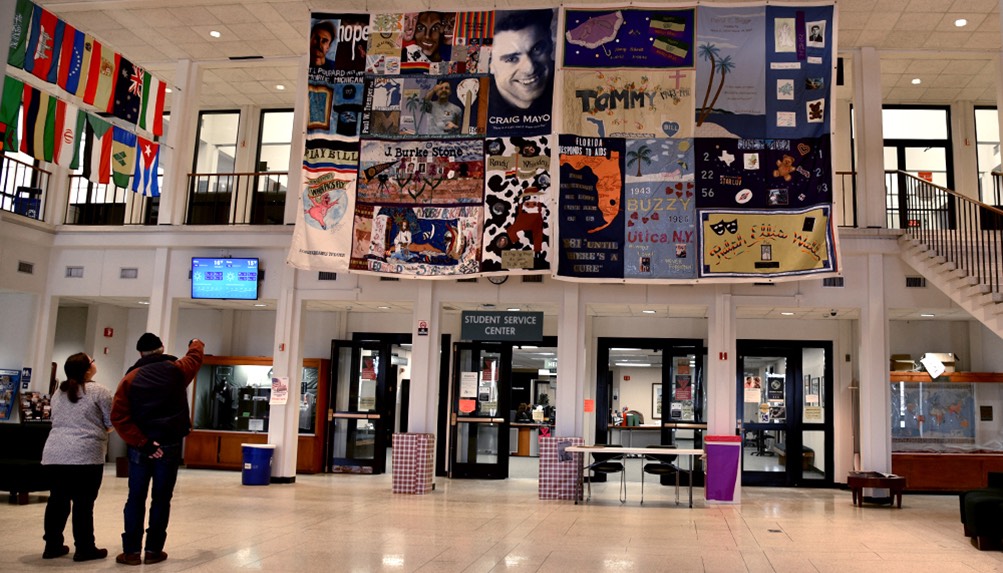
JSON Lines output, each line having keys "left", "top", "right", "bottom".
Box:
{"left": 122, "top": 444, "right": 181, "bottom": 554}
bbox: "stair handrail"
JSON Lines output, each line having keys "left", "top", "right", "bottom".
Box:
{"left": 898, "top": 170, "right": 1003, "bottom": 294}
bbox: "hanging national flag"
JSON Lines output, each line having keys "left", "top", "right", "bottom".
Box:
{"left": 0, "top": 75, "right": 24, "bottom": 152}
{"left": 53, "top": 102, "right": 83, "bottom": 169}
{"left": 82, "top": 113, "right": 113, "bottom": 185}
{"left": 23, "top": 6, "right": 65, "bottom": 84}
{"left": 83, "top": 43, "right": 117, "bottom": 111}
{"left": 111, "top": 126, "right": 137, "bottom": 188}
{"left": 74, "top": 34, "right": 96, "bottom": 100}
{"left": 139, "top": 71, "right": 166, "bottom": 136}
{"left": 133, "top": 136, "right": 160, "bottom": 197}
{"left": 57, "top": 23, "right": 86, "bottom": 94}
{"left": 111, "top": 56, "right": 142, "bottom": 124}
{"left": 20, "top": 84, "right": 57, "bottom": 162}
{"left": 7, "top": 0, "right": 34, "bottom": 69}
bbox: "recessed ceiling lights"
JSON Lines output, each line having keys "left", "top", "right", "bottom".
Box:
{"left": 138, "top": 301, "right": 150, "bottom": 305}
{"left": 275, "top": 84, "right": 285, "bottom": 91}
{"left": 209, "top": 30, "right": 221, "bottom": 38}
{"left": 955, "top": 18, "right": 967, "bottom": 27}
{"left": 911, "top": 78, "right": 922, "bottom": 85}
{"left": 920, "top": 313, "right": 935, "bottom": 317}
{"left": 507, "top": 307, "right": 521, "bottom": 312}
{"left": 165, "top": 88, "right": 172, "bottom": 94}
{"left": 377, "top": 305, "right": 390, "bottom": 310}
{"left": 642, "top": 309, "right": 656, "bottom": 314}
{"left": 254, "top": 303, "right": 266, "bottom": 307}
{"left": 780, "top": 312, "right": 795, "bottom": 316}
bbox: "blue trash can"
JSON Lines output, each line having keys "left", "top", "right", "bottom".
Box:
{"left": 241, "top": 443, "right": 275, "bottom": 486}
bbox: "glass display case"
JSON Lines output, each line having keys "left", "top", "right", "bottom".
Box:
{"left": 193, "top": 361, "right": 320, "bottom": 434}
{"left": 185, "top": 356, "right": 328, "bottom": 473}
{"left": 890, "top": 371, "right": 1003, "bottom": 491}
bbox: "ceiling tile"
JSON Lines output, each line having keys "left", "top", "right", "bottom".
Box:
{"left": 131, "top": 8, "right": 187, "bottom": 28}
{"left": 907, "top": 0, "right": 953, "bottom": 12}
{"left": 228, "top": 23, "right": 277, "bottom": 42}
{"left": 904, "top": 59, "right": 952, "bottom": 74}
{"left": 894, "top": 12, "right": 942, "bottom": 31}
{"left": 231, "top": 81, "right": 273, "bottom": 95}
{"left": 963, "top": 32, "right": 1001, "bottom": 49}
{"left": 212, "top": 68, "right": 257, "bottom": 82}
{"left": 881, "top": 59, "right": 912, "bottom": 74}
{"left": 838, "top": 13, "right": 871, "bottom": 30}
{"left": 880, "top": 30, "right": 928, "bottom": 49}
{"left": 158, "top": 26, "right": 206, "bottom": 45}
{"left": 167, "top": 6, "right": 223, "bottom": 26}
{"left": 949, "top": 0, "right": 999, "bottom": 14}
{"left": 922, "top": 32, "right": 971, "bottom": 48}
{"left": 922, "top": 87, "right": 963, "bottom": 100}
{"left": 205, "top": 4, "right": 261, "bottom": 24}
{"left": 865, "top": 12, "right": 904, "bottom": 30}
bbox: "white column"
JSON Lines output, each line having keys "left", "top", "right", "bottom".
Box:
{"left": 858, "top": 253, "right": 890, "bottom": 472}
{"left": 706, "top": 288, "right": 736, "bottom": 436}
{"left": 408, "top": 281, "right": 439, "bottom": 433}
{"left": 285, "top": 55, "right": 309, "bottom": 225}
{"left": 556, "top": 283, "right": 584, "bottom": 437}
{"left": 852, "top": 47, "right": 886, "bottom": 228}
{"left": 146, "top": 247, "right": 177, "bottom": 348}
{"left": 267, "top": 264, "right": 303, "bottom": 480}
{"left": 160, "top": 60, "right": 202, "bottom": 225}
{"left": 951, "top": 100, "right": 978, "bottom": 198}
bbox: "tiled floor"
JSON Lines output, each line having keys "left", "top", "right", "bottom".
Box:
{"left": 3, "top": 465, "right": 1002, "bottom": 573}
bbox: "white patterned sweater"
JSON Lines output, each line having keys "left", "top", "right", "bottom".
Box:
{"left": 41, "top": 382, "right": 114, "bottom": 465}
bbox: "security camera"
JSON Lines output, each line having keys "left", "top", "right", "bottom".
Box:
{"left": 829, "top": 310, "right": 837, "bottom": 317}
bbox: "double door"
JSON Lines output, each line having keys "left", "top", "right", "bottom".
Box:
{"left": 738, "top": 341, "right": 832, "bottom": 487}
{"left": 327, "top": 340, "right": 397, "bottom": 474}
{"left": 449, "top": 342, "right": 512, "bottom": 479}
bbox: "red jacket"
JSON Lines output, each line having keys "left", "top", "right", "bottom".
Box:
{"left": 112, "top": 339, "right": 204, "bottom": 449}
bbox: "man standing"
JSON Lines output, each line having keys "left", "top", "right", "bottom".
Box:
{"left": 111, "top": 334, "right": 204, "bottom": 566}
{"left": 487, "top": 10, "right": 555, "bottom": 135}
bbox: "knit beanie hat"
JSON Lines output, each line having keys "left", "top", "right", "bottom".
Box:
{"left": 136, "top": 333, "right": 163, "bottom": 352}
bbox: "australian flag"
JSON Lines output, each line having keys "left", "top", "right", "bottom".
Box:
{"left": 111, "top": 56, "right": 142, "bottom": 125}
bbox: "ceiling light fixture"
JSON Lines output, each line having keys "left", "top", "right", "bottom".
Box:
{"left": 614, "top": 362, "right": 652, "bottom": 367}
{"left": 275, "top": 84, "right": 285, "bottom": 90}
{"left": 377, "top": 305, "right": 390, "bottom": 310}
{"left": 209, "top": 30, "right": 221, "bottom": 38}
{"left": 955, "top": 18, "right": 967, "bottom": 27}
{"left": 507, "top": 307, "right": 521, "bottom": 311}
{"left": 911, "top": 78, "right": 921, "bottom": 85}
{"left": 254, "top": 303, "right": 267, "bottom": 307}
{"left": 138, "top": 301, "right": 150, "bottom": 305}
{"left": 165, "top": 88, "right": 172, "bottom": 94}
{"left": 780, "top": 312, "right": 795, "bottom": 316}
{"left": 642, "top": 309, "right": 656, "bottom": 314}
{"left": 920, "top": 313, "right": 935, "bottom": 317}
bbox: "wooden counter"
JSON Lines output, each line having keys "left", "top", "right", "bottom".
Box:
{"left": 892, "top": 453, "right": 1003, "bottom": 492}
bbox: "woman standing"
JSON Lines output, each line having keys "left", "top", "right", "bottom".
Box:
{"left": 41, "top": 353, "right": 113, "bottom": 561}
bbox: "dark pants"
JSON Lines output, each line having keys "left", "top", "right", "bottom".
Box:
{"left": 43, "top": 464, "right": 105, "bottom": 552}
{"left": 122, "top": 444, "right": 181, "bottom": 554}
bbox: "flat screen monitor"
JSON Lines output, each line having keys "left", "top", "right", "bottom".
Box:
{"left": 191, "top": 257, "right": 259, "bottom": 300}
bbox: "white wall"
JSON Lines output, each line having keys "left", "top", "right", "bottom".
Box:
{"left": 612, "top": 365, "right": 661, "bottom": 423}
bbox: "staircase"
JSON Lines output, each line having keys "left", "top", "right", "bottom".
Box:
{"left": 893, "top": 171, "right": 1003, "bottom": 336}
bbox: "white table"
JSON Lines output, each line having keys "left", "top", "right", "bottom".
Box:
{"left": 566, "top": 446, "right": 704, "bottom": 507}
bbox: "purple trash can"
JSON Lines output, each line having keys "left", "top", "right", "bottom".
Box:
{"left": 705, "top": 435, "right": 742, "bottom": 503}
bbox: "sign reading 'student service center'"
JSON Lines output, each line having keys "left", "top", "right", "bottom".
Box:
{"left": 461, "top": 311, "right": 544, "bottom": 342}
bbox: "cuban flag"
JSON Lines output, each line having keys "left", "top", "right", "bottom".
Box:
{"left": 132, "top": 136, "right": 160, "bottom": 197}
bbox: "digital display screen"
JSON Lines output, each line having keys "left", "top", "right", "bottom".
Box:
{"left": 191, "top": 258, "right": 259, "bottom": 300}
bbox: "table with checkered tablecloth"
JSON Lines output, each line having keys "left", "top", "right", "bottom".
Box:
{"left": 538, "top": 436, "right": 583, "bottom": 500}
{"left": 392, "top": 433, "right": 435, "bottom": 494}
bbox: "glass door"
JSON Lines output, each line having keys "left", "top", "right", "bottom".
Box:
{"left": 737, "top": 341, "right": 832, "bottom": 487}
{"left": 327, "top": 340, "right": 388, "bottom": 474}
{"left": 449, "top": 342, "right": 511, "bottom": 479}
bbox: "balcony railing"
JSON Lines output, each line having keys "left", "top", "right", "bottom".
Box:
{"left": 900, "top": 171, "right": 1003, "bottom": 295}
{"left": 65, "top": 176, "right": 158, "bottom": 225}
{"left": 186, "top": 171, "right": 288, "bottom": 225}
{"left": 835, "top": 170, "right": 856, "bottom": 228}
{"left": 0, "top": 154, "right": 50, "bottom": 221}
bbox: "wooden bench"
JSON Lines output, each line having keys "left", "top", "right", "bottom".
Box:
{"left": 772, "top": 442, "right": 815, "bottom": 471}
{"left": 0, "top": 422, "right": 52, "bottom": 504}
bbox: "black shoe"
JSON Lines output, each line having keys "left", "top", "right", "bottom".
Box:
{"left": 115, "top": 552, "right": 142, "bottom": 566}
{"left": 144, "top": 550, "right": 168, "bottom": 565}
{"left": 73, "top": 547, "right": 108, "bottom": 562}
{"left": 42, "top": 545, "right": 69, "bottom": 559}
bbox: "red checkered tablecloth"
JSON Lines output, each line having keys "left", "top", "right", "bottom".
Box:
{"left": 392, "top": 433, "right": 435, "bottom": 494}
{"left": 538, "top": 436, "right": 583, "bottom": 500}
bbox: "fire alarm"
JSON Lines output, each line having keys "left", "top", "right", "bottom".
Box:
{"left": 103, "top": 327, "right": 114, "bottom": 337}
